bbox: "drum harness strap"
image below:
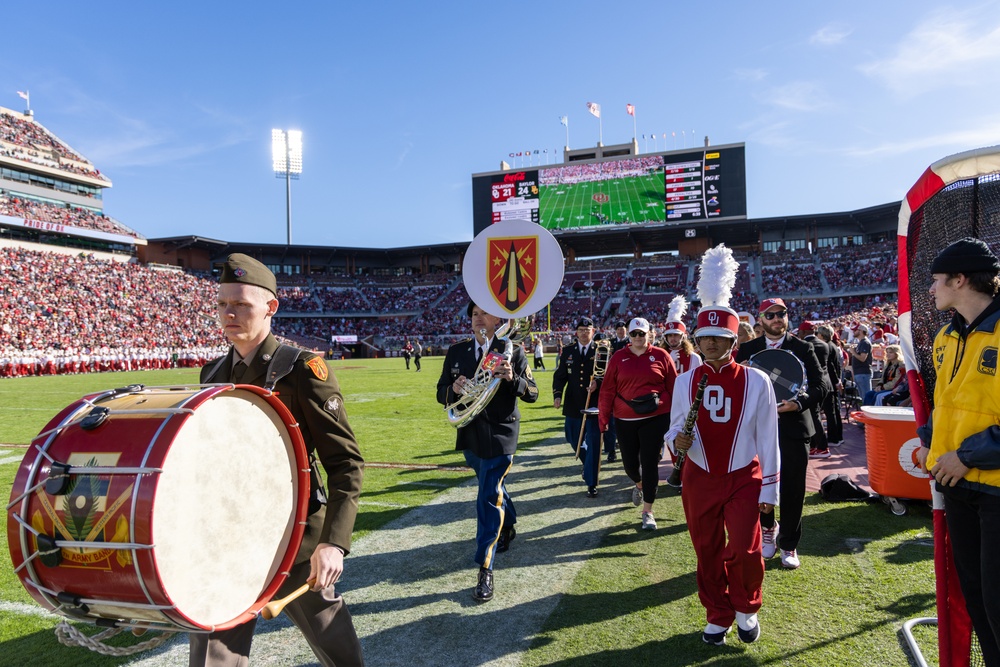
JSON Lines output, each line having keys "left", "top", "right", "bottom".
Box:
{"left": 265, "top": 345, "right": 329, "bottom": 512}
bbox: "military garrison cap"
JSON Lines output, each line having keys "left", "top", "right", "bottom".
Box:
{"left": 221, "top": 254, "right": 277, "bottom": 296}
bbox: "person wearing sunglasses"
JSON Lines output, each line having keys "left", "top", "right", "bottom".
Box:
{"left": 598, "top": 317, "right": 678, "bottom": 530}
{"left": 735, "top": 298, "right": 826, "bottom": 570}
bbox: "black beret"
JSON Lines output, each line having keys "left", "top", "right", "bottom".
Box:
{"left": 221, "top": 253, "right": 277, "bottom": 295}
{"left": 931, "top": 237, "right": 1000, "bottom": 275}
{"left": 614, "top": 320, "right": 626, "bottom": 328}
{"left": 466, "top": 301, "right": 476, "bottom": 318}
{"left": 576, "top": 317, "right": 595, "bottom": 328}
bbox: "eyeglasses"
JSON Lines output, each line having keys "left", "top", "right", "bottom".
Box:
{"left": 629, "top": 331, "right": 647, "bottom": 338}
{"left": 762, "top": 310, "right": 788, "bottom": 321}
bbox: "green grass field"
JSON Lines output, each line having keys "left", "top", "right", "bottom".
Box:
{"left": 539, "top": 174, "right": 665, "bottom": 230}
{"left": 0, "top": 358, "right": 937, "bottom": 666}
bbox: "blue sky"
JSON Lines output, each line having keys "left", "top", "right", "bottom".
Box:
{"left": 3, "top": 1, "right": 1000, "bottom": 248}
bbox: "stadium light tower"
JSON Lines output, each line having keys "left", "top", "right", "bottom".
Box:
{"left": 272, "top": 129, "right": 302, "bottom": 245}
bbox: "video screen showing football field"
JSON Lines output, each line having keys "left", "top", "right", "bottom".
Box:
{"left": 537, "top": 155, "right": 665, "bottom": 230}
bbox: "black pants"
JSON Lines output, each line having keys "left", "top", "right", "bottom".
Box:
{"left": 943, "top": 486, "right": 1000, "bottom": 667}
{"left": 760, "top": 435, "right": 809, "bottom": 551}
{"left": 809, "top": 402, "right": 828, "bottom": 451}
{"left": 823, "top": 390, "right": 843, "bottom": 443}
{"left": 414, "top": 355, "right": 421, "bottom": 371}
{"left": 616, "top": 413, "right": 670, "bottom": 505}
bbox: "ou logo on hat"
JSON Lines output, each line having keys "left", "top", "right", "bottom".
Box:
{"left": 708, "top": 311, "right": 720, "bottom": 326}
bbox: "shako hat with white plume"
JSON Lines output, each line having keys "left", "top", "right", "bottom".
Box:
{"left": 694, "top": 244, "right": 740, "bottom": 339}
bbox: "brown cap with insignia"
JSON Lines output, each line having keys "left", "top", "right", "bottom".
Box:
{"left": 221, "top": 253, "right": 277, "bottom": 296}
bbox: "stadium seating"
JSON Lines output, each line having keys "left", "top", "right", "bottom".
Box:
{"left": 0, "top": 240, "right": 906, "bottom": 374}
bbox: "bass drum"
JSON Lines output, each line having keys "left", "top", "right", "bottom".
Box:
{"left": 6, "top": 384, "right": 310, "bottom": 632}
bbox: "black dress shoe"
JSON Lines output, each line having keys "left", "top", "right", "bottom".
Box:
{"left": 473, "top": 567, "right": 494, "bottom": 602}
{"left": 586, "top": 486, "right": 599, "bottom": 498}
{"left": 496, "top": 525, "right": 516, "bottom": 553}
{"left": 606, "top": 452, "right": 617, "bottom": 463}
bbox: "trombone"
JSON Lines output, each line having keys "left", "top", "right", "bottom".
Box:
{"left": 445, "top": 317, "right": 533, "bottom": 428}
{"left": 575, "top": 339, "right": 612, "bottom": 459}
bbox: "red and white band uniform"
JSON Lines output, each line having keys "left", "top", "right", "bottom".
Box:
{"left": 666, "top": 360, "right": 780, "bottom": 629}
{"left": 668, "top": 347, "right": 703, "bottom": 374}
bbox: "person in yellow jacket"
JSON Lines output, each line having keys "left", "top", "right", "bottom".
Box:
{"left": 917, "top": 237, "right": 1000, "bottom": 667}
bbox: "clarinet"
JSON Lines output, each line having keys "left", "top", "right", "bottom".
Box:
{"left": 666, "top": 375, "right": 709, "bottom": 488}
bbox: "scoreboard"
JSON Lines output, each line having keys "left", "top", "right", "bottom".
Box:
{"left": 472, "top": 143, "right": 746, "bottom": 236}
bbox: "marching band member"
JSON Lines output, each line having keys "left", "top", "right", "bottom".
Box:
{"left": 666, "top": 243, "right": 780, "bottom": 645}
{"left": 736, "top": 297, "right": 826, "bottom": 570}
{"left": 552, "top": 317, "right": 603, "bottom": 497}
{"left": 663, "top": 295, "right": 703, "bottom": 373}
{"left": 195, "top": 254, "right": 365, "bottom": 667}
{"left": 436, "top": 301, "right": 538, "bottom": 602}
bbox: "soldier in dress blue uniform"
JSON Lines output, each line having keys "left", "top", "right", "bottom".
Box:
{"left": 553, "top": 317, "right": 603, "bottom": 497}
{"left": 436, "top": 301, "right": 538, "bottom": 602}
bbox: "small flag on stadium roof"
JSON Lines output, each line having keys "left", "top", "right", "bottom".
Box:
{"left": 626, "top": 103, "right": 635, "bottom": 116}
{"left": 559, "top": 115, "right": 568, "bottom": 126}
{"left": 586, "top": 102, "right": 600, "bottom": 118}
{"left": 17, "top": 90, "right": 29, "bottom": 101}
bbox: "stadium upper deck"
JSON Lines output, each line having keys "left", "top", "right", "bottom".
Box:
{"left": 0, "top": 105, "right": 144, "bottom": 255}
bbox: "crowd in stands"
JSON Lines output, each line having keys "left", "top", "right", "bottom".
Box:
{"left": 1, "top": 247, "right": 226, "bottom": 376}
{"left": 1, "top": 110, "right": 108, "bottom": 182}
{"left": 1, "top": 191, "right": 141, "bottom": 239}
{"left": 1, "top": 242, "right": 910, "bottom": 376}
{"left": 760, "top": 263, "right": 824, "bottom": 295}
{"left": 822, "top": 248, "right": 897, "bottom": 292}
{"left": 540, "top": 156, "right": 663, "bottom": 186}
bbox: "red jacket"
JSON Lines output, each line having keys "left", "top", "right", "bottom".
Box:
{"left": 598, "top": 344, "right": 678, "bottom": 430}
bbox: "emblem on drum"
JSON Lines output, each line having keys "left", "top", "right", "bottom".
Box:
{"left": 488, "top": 236, "right": 538, "bottom": 313}
{"left": 32, "top": 453, "right": 133, "bottom": 568}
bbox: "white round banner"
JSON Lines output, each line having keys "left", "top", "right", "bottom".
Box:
{"left": 462, "top": 219, "right": 565, "bottom": 319}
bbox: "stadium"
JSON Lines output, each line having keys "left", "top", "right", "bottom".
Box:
{"left": 0, "top": 103, "right": 960, "bottom": 666}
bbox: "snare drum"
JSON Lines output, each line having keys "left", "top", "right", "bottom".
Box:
{"left": 6, "top": 384, "right": 310, "bottom": 632}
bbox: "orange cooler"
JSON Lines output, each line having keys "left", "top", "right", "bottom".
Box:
{"left": 858, "top": 406, "right": 932, "bottom": 501}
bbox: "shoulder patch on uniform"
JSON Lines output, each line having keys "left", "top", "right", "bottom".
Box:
{"left": 306, "top": 356, "right": 329, "bottom": 381}
{"left": 525, "top": 366, "right": 533, "bottom": 381}
{"left": 324, "top": 395, "right": 342, "bottom": 420}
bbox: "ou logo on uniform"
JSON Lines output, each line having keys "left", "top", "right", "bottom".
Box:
{"left": 704, "top": 386, "right": 731, "bottom": 422}
{"left": 708, "top": 312, "right": 720, "bottom": 326}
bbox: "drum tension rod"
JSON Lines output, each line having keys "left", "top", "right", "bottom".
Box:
{"left": 56, "top": 591, "right": 89, "bottom": 615}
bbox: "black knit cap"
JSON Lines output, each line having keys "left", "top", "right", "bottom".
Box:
{"left": 220, "top": 253, "right": 277, "bottom": 295}
{"left": 931, "top": 237, "right": 1000, "bottom": 275}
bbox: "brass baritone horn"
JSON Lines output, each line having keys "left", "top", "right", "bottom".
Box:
{"left": 446, "top": 317, "right": 533, "bottom": 429}
{"left": 592, "top": 339, "right": 611, "bottom": 380}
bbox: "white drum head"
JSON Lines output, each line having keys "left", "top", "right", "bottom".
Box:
{"left": 152, "top": 390, "right": 298, "bottom": 626}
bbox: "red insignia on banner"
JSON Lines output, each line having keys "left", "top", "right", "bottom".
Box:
{"left": 487, "top": 236, "right": 538, "bottom": 314}
{"left": 306, "top": 356, "right": 329, "bottom": 381}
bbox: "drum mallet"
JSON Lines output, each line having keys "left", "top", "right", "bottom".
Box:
{"left": 261, "top": 579, "right": 316, "bottom": 620}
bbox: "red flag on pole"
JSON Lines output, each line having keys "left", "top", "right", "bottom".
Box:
{"left": 626, "top": 104, "right": 635, "bottom": 116}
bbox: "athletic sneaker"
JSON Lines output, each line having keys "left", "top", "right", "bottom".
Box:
{"left": 780, "top": 549, "right": 801, "bottom": 569}
{"left": 761, "top": 522, "right": 778, "bottom": 559}
{"left": 631, "top": 486, "right": 643, "bottom": 506}
{"left": 702, "top": 623, "right": 730, "bottom": 645}
{"left": 736, "top": 612, "right": 761, "bottom": 643}
{"left": 809, "top": 447, "right": 831, "bottom": 459}
{"left": 641, "top": 511, "right": 657, "bottom": 530}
